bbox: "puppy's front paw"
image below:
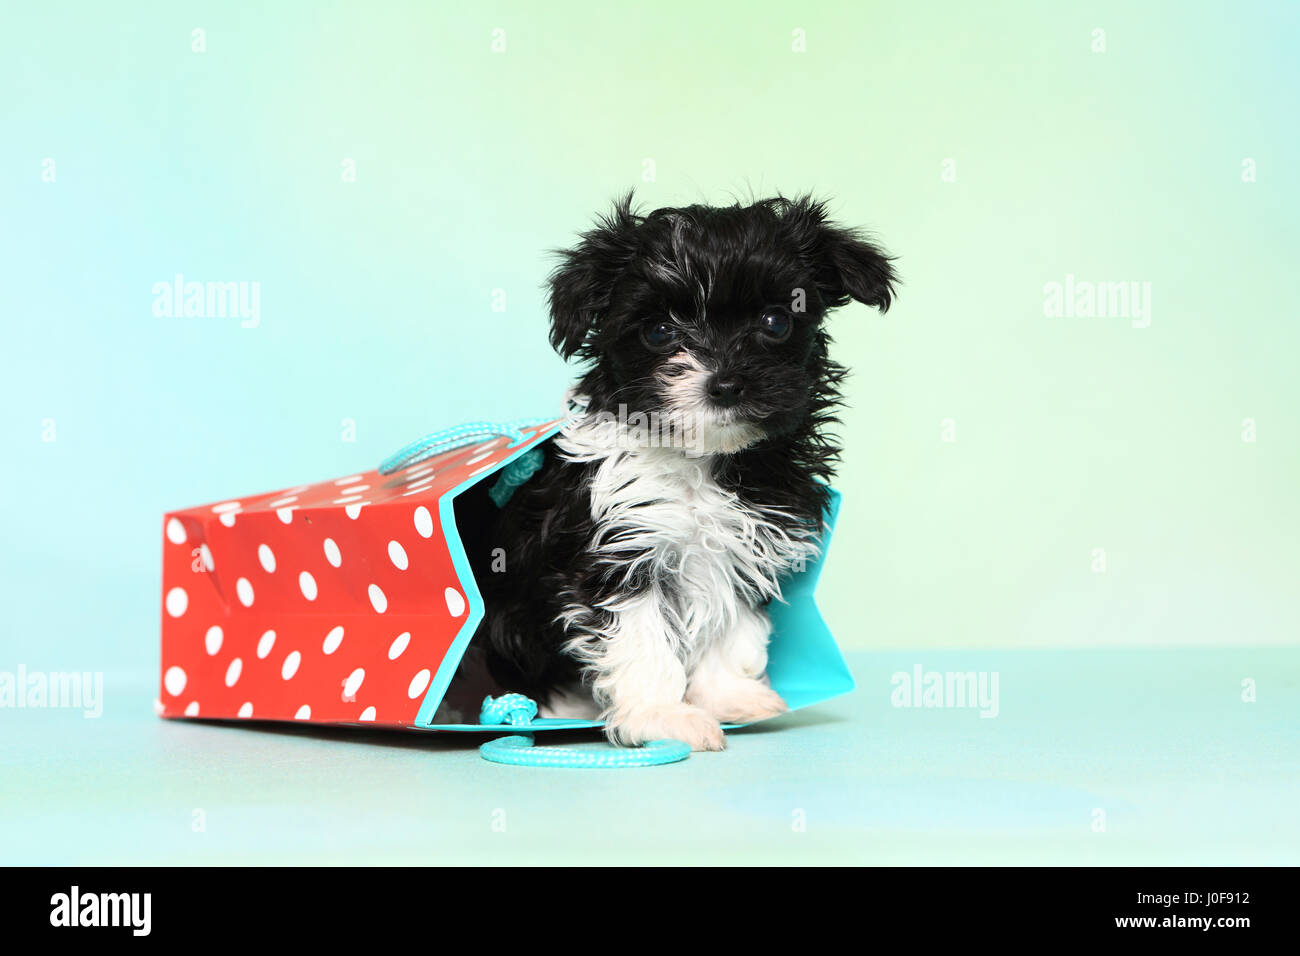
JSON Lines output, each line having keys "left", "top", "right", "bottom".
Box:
{"left": 689, "top": 677, "right": 789, "bottom": 724}
{"left": 606, "top": 703, "right": 726, "bottom": 752}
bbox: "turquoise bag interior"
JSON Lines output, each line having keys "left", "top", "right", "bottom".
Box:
{"left": 407, "top": 423, "right": 855, "bottom": 732}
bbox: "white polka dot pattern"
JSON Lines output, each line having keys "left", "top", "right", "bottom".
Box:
{"left": 165, "top": 588, "right": 188, "bottom": 618}
{"left": 156, "top": 418, "right": 565, "bottom": 728}
{"left": 164, "top": 666, "right": 186, "bottom": 696}
{"left": 388, "top": 541, "right": 408, "bottom": 570}
{"left": 408, "top": 669, "right": 431, "bottom": 699}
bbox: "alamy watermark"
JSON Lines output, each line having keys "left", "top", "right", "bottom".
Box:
{"left": 50, "top": 886, "right": 150, "bottom": 936}
{"left": 890, "top": 664, "right": 999, "bottom": 718}
{"left": 1043, "top": 274, "right": 1152, "bottom": 328}
{"left": 588, "top": 403, "right": 711, "bottom": 453}
{"left": 0, "top": 665, "right": 103, "bottom": 717}
{"left": 152, "top": 273, "right": 260, "bottom": 328}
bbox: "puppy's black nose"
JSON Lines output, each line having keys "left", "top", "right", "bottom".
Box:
{"left": 707, "top": 375, "right": 745, "bottom": 407}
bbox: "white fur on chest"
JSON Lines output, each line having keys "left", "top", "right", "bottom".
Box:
{"left": 555, "top": 415, "right": 820, "bottom": 657}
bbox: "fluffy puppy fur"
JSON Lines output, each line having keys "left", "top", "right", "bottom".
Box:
{"left": 468, "top": 193, "right": 896, "bottom": 750}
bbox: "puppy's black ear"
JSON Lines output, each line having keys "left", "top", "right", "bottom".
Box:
{"left": 784, "top": 196, "right": 897, "bottom": 312}
{"left": 548, "top": 192, "right": 642, "bottom": 359}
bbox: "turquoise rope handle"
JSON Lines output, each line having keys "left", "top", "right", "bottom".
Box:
{"left": 479, "top": 693, "right": 539, "bottom": 726}
{"left": 480, "top": 735, "right": 691, "bottom": 768}
{"left": 377, "top": 417, "right": 553, "bottom": 476}
{"left": 478, "top": 694, "right": 692, "bottom": 768}
{"left": 488, "top": 447, "right": 544, "bottom": 507}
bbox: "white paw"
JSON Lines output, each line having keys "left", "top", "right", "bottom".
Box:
{"left": 606, "top": 703, "right": 726, "bottom": 752}
{"left": 689, "top": 677, "right": 788, "bottom": 724}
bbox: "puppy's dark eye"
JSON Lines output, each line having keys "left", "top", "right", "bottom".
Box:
{"left": 642, "top": 321, "right": 680, "bottom": 349}
{"left": 758, "top": 308, "right": 792, "bottom": 342}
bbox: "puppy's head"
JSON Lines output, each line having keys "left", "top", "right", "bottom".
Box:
{"left": 549, "top": 193, "right": 895, "bottom": 453}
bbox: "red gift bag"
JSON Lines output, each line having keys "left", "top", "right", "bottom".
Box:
{"left": 158, "top": 418, "right": 565, "bottom": 729}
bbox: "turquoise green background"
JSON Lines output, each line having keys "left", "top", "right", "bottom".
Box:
{"left": 1, "top": 2, "right": 1297, "bottom": 865}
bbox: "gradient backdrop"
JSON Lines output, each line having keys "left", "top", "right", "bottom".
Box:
{"left": 2, "top": 0, "right": 1298, "bottom": 868}
{"left": 4, "top": 1, "right": 1297, "bottom": 677}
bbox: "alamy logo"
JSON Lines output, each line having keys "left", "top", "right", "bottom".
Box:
{"left": 890, "top": 665, "right": 999, "bottom": 718}
{"left": 589, "top": 403, "right": 708, "bottom": 453}
{"left": 1043, "top": 274, "right": 1152, "bottom": 328}
{"left": 49, "top": 886, "right": 151, "bottom": 936}
{"left": 152, "top": 273, "right": 260, "bottom": 328}
{"left": 0, "top": 665, "right": 102, "bottom": 718}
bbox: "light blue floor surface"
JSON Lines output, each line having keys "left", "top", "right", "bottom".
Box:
{"left": 3, "top": 649, "right": 1295, "bottom": 865}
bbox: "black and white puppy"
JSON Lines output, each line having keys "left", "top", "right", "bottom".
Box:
{"left": 472, "top": 194, "right": 895, "bottom": 750}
